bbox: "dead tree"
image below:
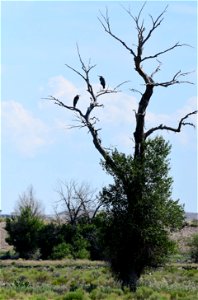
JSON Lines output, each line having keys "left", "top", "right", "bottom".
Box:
{"left": 46, "top": 5, "right": 196, "bottom": 165}
{"left": 98, "top": 4, "right": 196, "bottom": 158}
{"left": 55, "top": 180, "right": 102, "bottom": 225}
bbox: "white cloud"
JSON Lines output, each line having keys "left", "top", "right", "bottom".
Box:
{"left": 98, "top": 92, "right": 137, "bottom": 124}
{"left": 2, "top": 100, "right": 52, "bottom": 156}
{"left": 48, "top": 75, "right": 78, "bottom": 101}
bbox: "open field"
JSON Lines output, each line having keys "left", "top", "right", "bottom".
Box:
{"left": 0, "top": 259, "right": 198, "bottom": 300}
{"left": 1, "top": 220, "right": 198, "bottom": 299}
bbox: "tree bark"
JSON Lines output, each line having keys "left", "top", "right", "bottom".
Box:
{"left": 134, "top": 85, "right": 154, "bottom": 158}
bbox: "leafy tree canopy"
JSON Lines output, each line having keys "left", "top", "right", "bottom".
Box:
{"left": 100, "top": 136, "right": 185, "bottom": 290}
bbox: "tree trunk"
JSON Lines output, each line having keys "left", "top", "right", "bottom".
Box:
{"left": 121, "top": 270, "right": 140, "bottom": 292}
{"left": 134, "top": 85, "right": 154, "bottom": 158}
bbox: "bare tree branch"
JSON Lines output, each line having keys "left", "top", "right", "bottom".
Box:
{"left": 65, "top": 63, "right": 86, "bottom": 81}
{"left": 151, "top": 60, "right": 162, "bottom": 78}
{"left": 43, "top": 96, "right": 85, "bottom": 118}
{"left": 55, "top": 180, "right": 103, "bottom": 224}
{"left": 143, "top": 5, "right": 168, "bottom": 45}
{"left": 130, "top": 88, "right": 143, "bottom": 96}
{"left": 97, "top": 81, "right": 130, "bottom": 98}
{"left": 123, "top": 3, "right": 168, "bottom": 48}
{"left": 144, "top": 111, "right": 197, "bottom": 139}
{"left": 142, "top": 42, "right": 190, "bottom": 62}
{"left": 98, "top": 8, "right": 136, "bottom": 57}
{"left": 152, "top": 70, "right": 194, "bottom": 87}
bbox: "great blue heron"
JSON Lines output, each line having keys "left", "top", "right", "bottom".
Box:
{"left": 98, "top": 76, "right": 106, "bottom": 89}
{"left": 73, "top": 94, "right": 80, "bottom": 107}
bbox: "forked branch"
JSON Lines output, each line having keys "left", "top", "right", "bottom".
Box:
{"left": 144, "top": 111, "right": 197, "bottom": 139}
{"left": 99, "top": 4, "right": 193, "bottom": 88}
{"left": 98, "top": 9, "right": 136, "bottom": 57}
{"left": 153, "top": 70, "right": 194, "bottom": 87}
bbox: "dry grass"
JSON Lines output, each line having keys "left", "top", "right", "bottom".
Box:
{"left": 0, "top": 259, "right": 106, "bottom": 267}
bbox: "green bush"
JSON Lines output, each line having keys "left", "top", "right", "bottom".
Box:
{"left": 188, "top": 233, "right": 198, "bottom": 263}
{"left": 72, "top": 237, "right": 90, "bottom": 259}
{"left": 51, "top": 242, "right": 73, "bottom": 259}
{"left": 75, "top": 248, "right": 90, "bottom": 260}
{"left": 5, "top": 186, "right": 44, "bottom": 259}
{"left": 5, "top": 208, "right": 44, "bottom": 259}
{"left": 63, "top": 290, "right": 84, "bottom": 300}
{"left": 38, "top": 223, "right": 65, "bottom": 259}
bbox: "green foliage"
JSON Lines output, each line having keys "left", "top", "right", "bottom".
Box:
{"left": 13, "top": 278, "right": 31, "bottom": 288}
{"left": 51, "top": 242, "right": 73, "bottom": 259}
{"left": 100, "top": 136, "right": 185, "bottom": 291}
{"left": 38, "top": 222, "right": 65, "bottom": 259}
{"left": 76, "top": 213, "right": 107, "bottom": 260}
{"left": 188, "top": 234, "right": 198, "bottom": 263}
{"left": 5, "top": 186, "right": 44, "bottom": 259}
{"left": 5, "top": 207, "right": 44, "bottom": 259}
{"left": 38, "top": 221, "right": 101, "bottom": 260}
{"left": 63, "top": 290, "right": 84, "bottom": 300}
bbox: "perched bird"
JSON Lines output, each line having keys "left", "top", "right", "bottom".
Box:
{"left": 98, "top": 76, "right": 106, "bottom": 89}
{"left": 73, "top": 94, "right": 80, "bottom": 108}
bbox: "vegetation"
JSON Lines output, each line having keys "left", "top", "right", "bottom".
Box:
{"left": 0, "top": 260, "right": 198, "bottom": 300}
{"left": 46, "top": 2, "right": 196, "bottom": 291}
{"left": 189, "top": 234, "right": 198, "bottom": 263}
{"left": 99, "top": 137, "right": 184, "bottom": 290}
{"left": 5, "top": 185, "right": 107, "bottom": 261}
{"left": 1, "top": 2, "right": 197, "bottom": 298}
{"left": 5, "top": 187, "right": 45, "bottom": 259}
{"left": 3, "top": 138, "right": 190, "bottom": 291}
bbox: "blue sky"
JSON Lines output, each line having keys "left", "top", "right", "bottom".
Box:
{"left": 1, "top": 1, "right": 197, "bottom": 214}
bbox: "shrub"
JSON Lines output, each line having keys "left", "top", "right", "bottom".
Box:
{"left": 75, "top": 248, "right": 90, "bottom": 260}
{"left": 38, "top": 223, "right": 65, "bottom": 259}
{"left": 5, "top": 186, "right": 44, "bottom": 259}
{"left": 72, "top": 237, "right": 90, "bottom": 259}
{"left": 188, "top": 233, "right": 198, "bottom": 263}
{"left": 5, "top": 208, "right": 44, "bottom": 259}
{"left": 63, "top": 290, "right": 84, "bottom": 300}
{"left": 51, "top": 242, "right": 73, "bottom": 259}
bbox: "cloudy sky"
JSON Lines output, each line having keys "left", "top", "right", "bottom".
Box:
{"left": 1, "top": 1, "right": 197, "bottom": 214}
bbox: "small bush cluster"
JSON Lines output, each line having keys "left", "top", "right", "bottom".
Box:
{"left": 5, "top": 210, "right": 106, "bottom": 261}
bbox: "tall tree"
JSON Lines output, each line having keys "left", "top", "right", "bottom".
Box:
{"left": 46, "top": 3, "right": 196, "bottom": 291}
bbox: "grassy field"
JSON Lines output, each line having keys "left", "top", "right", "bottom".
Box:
{"left": 0, "top": 259, "right": 198, "bottom": 300}
{"left": 1, "top": 222, "right": 198, "bottom": 299}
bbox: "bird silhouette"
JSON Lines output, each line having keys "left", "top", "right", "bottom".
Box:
{"left": 73, "top": 95, "right": 80, "bottom": 108}
{"left": 99, "top": 76, "right": 106, "bottom": 89}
